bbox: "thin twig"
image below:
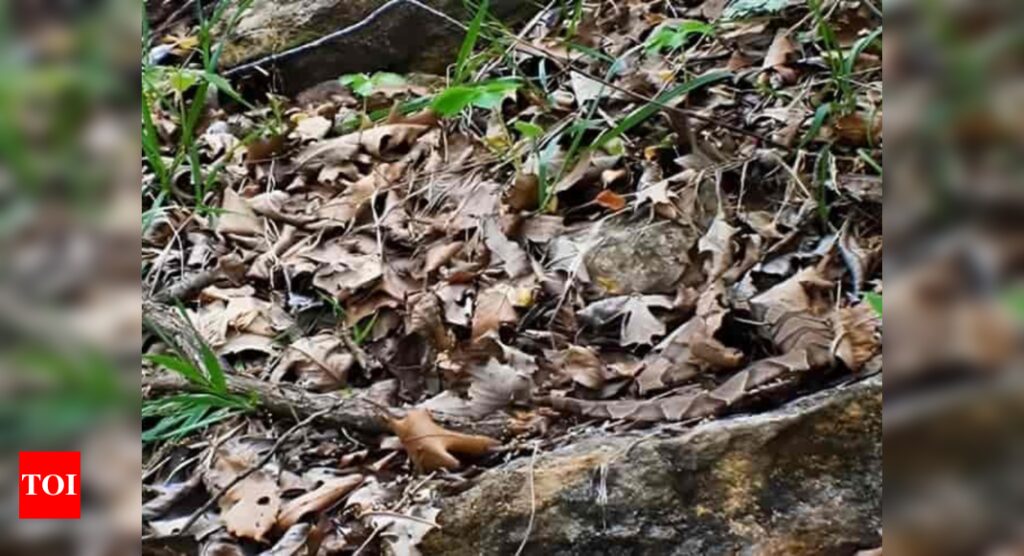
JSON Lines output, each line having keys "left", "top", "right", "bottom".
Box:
{"left": 513, "top": 442, "right": 540, "bottom": 556}
{"left": 176, "top": 404, "right": 340, "bottom": 535}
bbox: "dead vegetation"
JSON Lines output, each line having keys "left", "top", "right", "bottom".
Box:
{"left": 142, "top": 0, "right": 882, "bottom": 553}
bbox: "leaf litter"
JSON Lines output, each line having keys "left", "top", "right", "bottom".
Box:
{"left": 143, "top": 0, "right": 881, "bottom": 552}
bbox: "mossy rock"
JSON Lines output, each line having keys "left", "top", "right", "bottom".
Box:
{"left": 421, "top": 377, "right": 882, "bottom": 556}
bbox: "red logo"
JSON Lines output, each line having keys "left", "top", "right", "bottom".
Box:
{"left": 19, "top": 452, "right": 80, "bottom": 519}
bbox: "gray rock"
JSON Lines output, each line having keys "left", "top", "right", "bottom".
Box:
{"left": 584, "top": 221, "right": 698, "bottom": 294}
{"left": 422, "top": 377, "right": 882, "bottom": 556}
{"left": 220, "top": 0, "right": 537, "bottom": 94}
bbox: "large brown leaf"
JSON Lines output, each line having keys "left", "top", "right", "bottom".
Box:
{"left": 388, "top": 409, "right": 499, "bottom": 472}
{"left": 276, "top": 475, "right": 364, "bottom": 530}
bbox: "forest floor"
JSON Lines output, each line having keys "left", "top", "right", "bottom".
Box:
{"left": 141, "top": 0, "right": 882, "bottom": 553}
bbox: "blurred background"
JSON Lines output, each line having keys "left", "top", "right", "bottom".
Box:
{"left": 0, "top": 0, "right": 140, "bottom": 554}
{"left": 885, "top": 0, "right": 1024, "bottom": 554}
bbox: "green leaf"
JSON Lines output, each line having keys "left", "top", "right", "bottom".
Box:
{"left": 371, "top": 72, "right": 407, "bottom": 88}
{"left": 645, "top": 20, "right": 714, "bottom": 54}
{"left": 864, "top": 292, "right": 883, "bottom": 316}
{"left": 801, "top": 102, "right": 832, "bottom": 148}
{"left": 144, "top": 354, "right": 207, "bottom": 387}
{"left": 200, "top": 342, "right": 228, "bottom": 394}
{"left": 202, "top": 71, "right": 252, "bottom": 108}
{"left": 845, "top": 27, "right": 883, "bottom": 76}
{"left": 456, "top": 0, "right": 489, "bottom": 84}
{"left": 431, "top": 86, "right": 479, "bottom": 116}
{"left": 340, "top": 73, "right": 373, "bottom": 97}
{"left": 592, "top": 71, "right": 731, "bottom": 149}
{"left": 430, "top": 79, "right": 521, "bottom": 117}
{"left": 514, "top": 120, "right": 544, "bottom": 139}
{"left": 168, "top": 69, "right": 200, "bottom": 94}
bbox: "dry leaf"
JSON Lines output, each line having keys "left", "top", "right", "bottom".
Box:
{"left": 594, "top": 190, "right": 627, "bottom": 211}
{"left": 506, "top": 173, "right": 540, "bottom": 211}
{"left": 832, "top": 303, "right": 881, "bottom": 371}
{"left": 423, "top": 241, "right": 464, "bottom": 275}
{"left": 216, "top": 188, "right": 262, "bottom": 236}
{"left": 639, "top": 287, "right": 743, "bottom": 394}
{"left": 482, "top": 218, "right": 531, "bottom": 278}
{"left": 293, "top": 116, "right": 332, "bottom": 141}
{"left": 471, "top": 284, "right": 521, "bottom": 340}
{"left": 366, "top": 505, "right": 440, "bottom": 556}
{"left": 555, "top": 345, "right": 611, "bottom": 390}
{"left": 271, "top": 334, "right": 354, "bottom": 391}
{"left": 388, "top": 409, "right": 499, "bottom": 471}
{"left": 621, "top": 296, "right": 667, "bottom": 345}
{"left": 222, "top": 470, "right": 280, "bottom": 542}
{"left": 467, "top": 358, "right": 533, "bottom": 417}
{"left": 699, "top": 213, "right": 738, "bottom": 282}
{"left": 764, "top": 30, "right": 798, "bottom": 69}
{"left": 277, "top": 475, "right": 364, "bottom": 530}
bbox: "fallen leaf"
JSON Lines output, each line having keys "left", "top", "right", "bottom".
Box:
{"left": 621, "top": 296, "right": 668, "bottom": 345}
{"left": 467, "top": 358, "right": 533, "bottom": 417}
{"left": 698, "top": 213, "right": 738, "bottom": 282}
{"left": 388, "top": 409, "right": 499, "bottom": 472}
{"left": 594, "top": 189, "right": 627, "bottom": 211}
{"left": 367, "top": 505, "right": 440, "bottom": 556}
{"left": 482, "top": 218, "right": 531, "bottom": 278}
{"left": 293, "top": 115, "right": 332, "bottom": 141}
{"left": 277, "top": 475, "right": 364, "bottom": 529}
{"left": 554, "top": 345, "right": 612, "bottom": 390}
{"left": 506, "top": 173, "right": 540, "bottom": 212}
{"left": 423, "top": 241, "right": 465, "bottom": 275}
{"left": 764, "top": 30, "right": 798, "bottom": 69}
{"left": 639, "top": 287, "right": 743, "bottom": 394}
{"left": 270, "top": 334, "right": 354, "bottom": 391}
{"left": 832, "top": 303, "right": 881, "bottom": 371}
{"left": 260, "top": 523, "right": 311, "bottom": 556}
{"left": 471, "top": 283, "right": 521, "bottom": 340}
{"left": 222, "top": 469, "right": 280, "bottom": 542}
{"left": 216, "top": 188, "right": 262, "bottom": 236}
{"left": 571, "top": 72, "right": 607, "bottom": 104}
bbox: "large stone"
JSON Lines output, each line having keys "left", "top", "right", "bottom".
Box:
{"left": 584, "top": 220, "right": 698, "bottom": 295}
{"left": 422, "top": 376, "right": 882, "bottom": 556}
{"left": 220, "top": 0, "right": 536, "bottom": 94}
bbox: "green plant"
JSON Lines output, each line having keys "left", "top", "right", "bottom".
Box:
{"left": 141, "top": 0, "right": 254, "bottom": 218}
{"left": 592, "top": 71, "right": 731, "bottom": 149}
{"left": 455, "top": 0, "right": 490, "bottom": 83}
{"left": 813, "top": 146, "right": 834, "bottom": 227}
{"left": 430, "top": 78, "right": 522, "bottom": 117}
{"left": 645, "top": 21, "right": 715, "bottom": 55}
{"left": 352, "top": 313, "right": 380, "bottom": 345}
{"left": 339, "top": 72, "right": 408, "bottom": 97}
{"left": 143, "top": 307, "right": 255, "bottom": 442}
{"left": 864, "top": 292, "right": 883, "bottom": 316}
{"left": 143, "top": 342, "right": 255, "bottom": 443}
{"left": 808, "top": 0, "right": 882, "bottom": 115}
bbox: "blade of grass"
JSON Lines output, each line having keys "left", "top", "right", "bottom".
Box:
{"left": 592, "top": 71, "right": 731, "bottom": 150}
{"left": 455, "top": 0, "right": 489, "bottom": 83}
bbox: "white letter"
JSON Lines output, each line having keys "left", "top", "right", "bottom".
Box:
{"left": 65, "top": 474, "right": 77, "bottom": 496}
{"left": 41, "top": 474, "right": 64, "bottom": 496}
{"left": 20, "top": 474, "right": 41, "bottom": 495}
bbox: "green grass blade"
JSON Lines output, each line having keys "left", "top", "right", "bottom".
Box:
{"left": 801, "top": 102, "right": 832, "bottom": 148}
{"left": 592, "top": 71, "right": 731, "bottom": 149}
{"left": 144, "top": 354, "right": 207, "bottom": 387}
{"left": 456, "top": 0, "right": 489, "bottom": 84}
